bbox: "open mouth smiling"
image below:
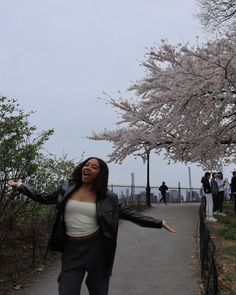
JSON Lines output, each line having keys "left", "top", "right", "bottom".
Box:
{"left": 83, "top": 171, "right": 91, "bottom": 177}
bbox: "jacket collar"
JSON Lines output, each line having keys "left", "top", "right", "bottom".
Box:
{"left": 58, "top": 181, "right": 77, "bottom": 203}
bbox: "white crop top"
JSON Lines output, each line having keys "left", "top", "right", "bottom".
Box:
{"left": 64, "top": 199, "right": 100, "bottom": 237}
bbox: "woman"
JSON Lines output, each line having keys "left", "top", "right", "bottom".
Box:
{"left": 215, "top": 172, "right": 226, "bottom": 216}
{"left": 211, "top": 172, "right": 219, "bottom": 214}
{"left": 8, "top": 157, "right": 175, "bottom": 295}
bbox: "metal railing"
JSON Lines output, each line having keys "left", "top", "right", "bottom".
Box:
{"left": 0, "top": 217, "right": 57, "bottom": 295}
{"left": 199, "top": 197, "right": 219, "bottom": 295}
{"left": 109, "top": 184, "right": 202, "bottom": 204}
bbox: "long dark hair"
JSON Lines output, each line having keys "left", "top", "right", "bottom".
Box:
{"left": 70, "top": 157, "right": 109, "bottom": 199}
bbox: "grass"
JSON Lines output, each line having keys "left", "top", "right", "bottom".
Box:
{"left": 207, "top": 203, "right": 236, "bottom": 294}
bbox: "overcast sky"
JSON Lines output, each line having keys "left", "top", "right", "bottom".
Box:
{"left": 1, "top": 0, "right": 235, "bottom": 188}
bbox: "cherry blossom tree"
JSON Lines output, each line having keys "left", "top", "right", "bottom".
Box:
{"left": 89, "top": 31, "right": 236, "bottom": 169}
{"left": 197, "top": 0, "right": 236, "bottom": 31}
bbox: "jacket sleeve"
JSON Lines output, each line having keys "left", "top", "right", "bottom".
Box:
{"left": 18, "top": 183, "right": 59, "bottom": 205}
{"left": 118, "top": 204, "right": 163, "bottom": 228}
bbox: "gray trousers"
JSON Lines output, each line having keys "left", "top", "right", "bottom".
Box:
{"left": 58, "top": 233, "right": 110, "bottom": 295}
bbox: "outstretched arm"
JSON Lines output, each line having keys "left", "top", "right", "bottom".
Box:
{"left": 119, "top": 204, "right": 176, "bottom": 233}
{"left": 7, "top": 179, "right": 59, "bottom": 205}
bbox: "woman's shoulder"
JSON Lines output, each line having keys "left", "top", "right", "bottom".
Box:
{"left": 62, "top": 179, "right": 77, "bottom": 188}
{"left": 58, "top": 180, "right": 77, "bottom": 195}
{"left": 106, "top": 190, "right": 118, "bottom": 200}
{"left": 104, "top": 190, "right": 119, "bottom": 206}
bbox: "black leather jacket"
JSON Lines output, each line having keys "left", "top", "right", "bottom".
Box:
{"left": 231, "top": 176, "right": 236, "bottom": 193}
{"left": 18, "top": 181, "right": 163, "bottom": 275}
{"left": 201, "top": 177, "right": 212, "bottom": 194}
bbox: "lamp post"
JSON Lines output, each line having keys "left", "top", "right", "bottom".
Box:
{"left": 146, "top": 149, "right": 151, "bottom": 207}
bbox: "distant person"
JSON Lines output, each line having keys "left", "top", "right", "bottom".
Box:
{"left": 211, "top": 172, "right": 219, "bottom": 215}
{"left": 215, "top": 172, "right": 226, "bottom": 216}
{"left": 7, "top": 157, "right": 176, "bottom": 295}
{"left": 230, "top": 171, "right": 236, "bottom": 214}
{"left": 159, "top": 181, "right": 168, "bottom": 205}
{"left": 223, "top": 178, "right": 230, "bottom": 201}
{"left": 201, "top": 172, "right": 217, "bottom": 222}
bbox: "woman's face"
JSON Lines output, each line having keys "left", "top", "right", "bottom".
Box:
{"left": 81, "top": 158, "right": 100, "bottom": 184}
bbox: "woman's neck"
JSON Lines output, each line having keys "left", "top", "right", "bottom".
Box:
{"left": 80, "top": 183, "right": 93, "bottom": 191}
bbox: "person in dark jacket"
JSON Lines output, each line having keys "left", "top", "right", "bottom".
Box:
{"left": 201, "top": 172, "right": 217, "bottom": 222}
{"left": 159, "top": 181, "right": 168, "bottom": 205}
{"left": 8, "top": 157, "right": 175, "bottom": 295}
{"left": 230, "top": 171, "right": 236, "bottom": 213}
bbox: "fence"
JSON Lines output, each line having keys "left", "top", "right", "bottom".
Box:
{"left": 108, "top": 184, "right": 202, "bottom": 204}
{"left": 0, "top": 216, "right": 58, "bottom": 295}
{"left": 199, "top": 197, "right": 219, "bottom": 295}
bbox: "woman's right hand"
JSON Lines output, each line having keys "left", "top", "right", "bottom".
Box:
{"left": 7, "top": 179, "right": 22, "bottom": 188}
{"left": 162, "top": 220, "right": 176, "bottom": 233}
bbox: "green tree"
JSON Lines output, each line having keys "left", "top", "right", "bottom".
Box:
{"left": 30, "top": 153, "right": 77, "bottom": 192}
{"left": 0, "top": 96, "right": 54, "bottom": 242}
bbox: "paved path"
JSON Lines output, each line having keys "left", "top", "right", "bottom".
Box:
{"left": 9, "top": 203, "right": 200, "bottom": 295}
